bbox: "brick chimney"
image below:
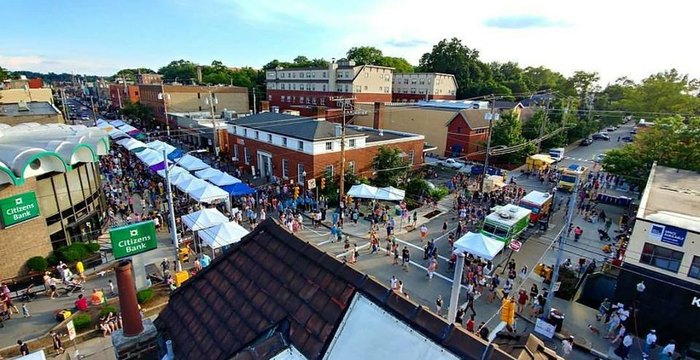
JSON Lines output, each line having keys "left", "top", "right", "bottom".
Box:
{"left": 373, "top": 102, "right": 383, "bottom": 129}
{"left": 116, "top": 261, "right": 143, "bottom": 336}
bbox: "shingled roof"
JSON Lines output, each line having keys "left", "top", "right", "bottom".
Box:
{"left": 154, "top": 219, "right": 513, "bottom": 360}
{"left": 232, "top": 112, "right": 364, "bottom": 141}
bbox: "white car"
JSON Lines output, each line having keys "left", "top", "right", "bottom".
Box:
{"left": 439, "top": 158, "right": 464, "bottom": 169}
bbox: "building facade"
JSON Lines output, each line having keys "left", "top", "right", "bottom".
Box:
{"left": 0, "top": 123, "right": 108, "bottom": 278}
{"left": 613, "top": 163, "right": 700, "bottom": 348}
{"left": 139, "top": 84, "right": 249, "bottom": 125}
{"left": 223, "top": 113, "right": 423, "bottom": 183}
{"left": 109, "top": 84, "right": 141, "bottom": 109}
{"left": 0, "top": 101, "right": 64, "bottom": 125}
{"left": 137, "top": 73, "right": 163, "bottom": 85}
{"left": 265, "top": 60, "right": 393, "bottom": 117}
{"left": 0, "top": 88, "right": 54, "bottom": 104}
{"left": 392, "top": 73, "right": 457, "bottom": 102}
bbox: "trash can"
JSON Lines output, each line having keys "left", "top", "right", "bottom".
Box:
{"left": 548, "top": 308, "right": 565, "bottom": 332}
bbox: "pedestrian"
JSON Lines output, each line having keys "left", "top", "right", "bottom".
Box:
{"left": 465, "top": 314, "right": 475, "bottom": 332}
{"left": 561, "top": 336, "right": 574, "bottom": 357}
{"left": 529, "top": 284, "right": 539, "bottom": 304}
{"left": 389, "top": 275, "right": 398, "bottom": 291}
{"left": 412, "top": 211, "right": 418, "bottom": 227}
{"left": 455, "top": 308, "right": 465, "bottom": 326}
{"left": 442, "top": 220, "right": 448, "bottom": 234}
{"left": 17, "top": 340, "right": 29, "bottom": 356}
{"left": 419, "top": 224, "right": 428, "bottom": 240}
{"left": 516, "top": 289, "right": 529, "bottom": 313}
{"left": 161, "top": 258, "right": 170, "bottom": 275}
{"left": 427, "top": 257, "right": 438, "bottom": 280}
{"left": 614, "top": 334, "right": 633, "bottom": 359}
{"left": 478, "top": 322, "right": 489, "bottom": 341}
{"left": 643, "top": 329, "right": 657, "bottom": 358}
{"left": 502, "top": 279, "right": 513, "bottom": 299}
{"left": 22, "top": 303, "right": 30, "bottom": 318}
{"left": 108, "top": 279, "right": 115, "bottom": 296}
{"left": 401, "top": 246, "right": 410, "bottom": 271}
{"left": 329, "top": 223, "right": 338, "bottom": 242}
{"left": 50, "top": 330, "right": 65, "bottom": 355}
{"left": 659, "top": 340, "right": 675, "bottom": 360}
{"left": 487, "top": 275, "right": 500, "bottom": 303}
{"left": 435, "top": 295, "right": 443, "bottom": 315}
{"left": 596, "top": 298, "right": 611, "bottom": 321}
{"left": 574, "top": 226, "right": 583, "bottom": 242}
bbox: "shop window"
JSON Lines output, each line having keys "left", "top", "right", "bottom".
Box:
{"left": 689, "top": 256, "right": 700, "bottom": 279}
{"left": 640, "top": 242, "right": 683, "bottom": 273}
{"left": 282, "top": 159, "right": 289, "bottom": 178}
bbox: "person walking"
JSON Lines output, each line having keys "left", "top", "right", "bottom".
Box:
{"left": 659, "top": 340, "right": 675, "bottom": 360}
{"left": 419, "top": 224, "right": 428, "bottom": 240}
{"left": 401, "top": 246, "right": 410, "bottom": 272}
{"left": 50, "top": 330, "right": 65, "bottom": 355}
{"left": 561, "top": 336, "right": 574, "bottom": 357}
{"left": 643, "top": 329, "right": 657, "bottom": 358}
{"left": 427, "top": 257, "right": 438, "bottom": 280}
{"left": 614, "top": 334, "right": 633, "bottom": 359}
{"left": 435, "top": 295, "right": 443, "bottom": 315}
{"left": 574, "top": 226, "right": 583, "bottom": 242}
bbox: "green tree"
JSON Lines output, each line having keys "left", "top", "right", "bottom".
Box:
{"left": 490, "top": 62, "right": 530, "bottom": 95}
{"left": 158, "top": 59, "right": 199, "bottom": 83}
{"left": 372, "top": 146, "right": 409, "bottom": 187}
{"left": 346, "top": 46, "right": 385, "bottom": 65}
{"left": 0, "top": 66, "right": 10, "bottom": 82}
{"left": 619, "top": 69, "right": 700, "bottom": 115}
{"left": 114, "top": 68, "right": 155, "bottom": 82}
{"left": 490, "top": 111, "right": 535, "bottom": 163}
{"left": 522, "top": 66, "right": 572, "bottom": 94}
{"left": 381, "top": 56, "right": 414, "bottom": 73}
{"left": 120, "top": 101, "right": 154, "bottom": 127}
{"left": 418, "top": 38, "right": 496, "bottom": 98}
{"left": 603, "top": 116, "right": 700, "bottom": 189}
{"left": 568, "top": 71, "right": 600, "bottom": 98}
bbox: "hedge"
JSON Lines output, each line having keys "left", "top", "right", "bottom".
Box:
{"left": 26, "top": 256, "right": 48, "bottom": 272}
{"left": 73, "top": 313, "right": 93, "bottom": 331}
{"left": 136, "top": 288, "right": 154, "bottom": 304}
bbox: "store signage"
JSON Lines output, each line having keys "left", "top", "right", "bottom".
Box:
{"left": 692, "top": 296, "right": 700, "bottom": 308}
{"left": 66, "top": 320, "right": 77, "bottom": 340}
{"left": 110, "top": 221, "right": 157, "bottom": 259}
{"left": 534, "top": 318, "right": 556, "bottom": 338}
{"left": 649, "top": 223, "right": 687, "bottom": 247}
{"left": 0, "top": 192, "right": 41, "bottom": 227}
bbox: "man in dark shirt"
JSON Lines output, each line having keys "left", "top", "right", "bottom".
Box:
{"left": 17, "top": 340, "right": 29, "bottom": 355}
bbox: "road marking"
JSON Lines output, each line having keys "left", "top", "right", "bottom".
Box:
{"left": 393, "top": 237, "right": 451, "bottom": 263}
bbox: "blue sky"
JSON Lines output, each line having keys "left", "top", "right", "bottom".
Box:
{"left": 2, "top": 0, "right": 697, "bottom": 83}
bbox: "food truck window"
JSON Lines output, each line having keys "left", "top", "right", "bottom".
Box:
{"left": 561, "top": 175, "right": 576, "bottom": 183}
{"left": 495, "top": 226, "right": 508, "bottom": 238}
{"left": 483, "top": 223, "right": 497, "bottom": 235}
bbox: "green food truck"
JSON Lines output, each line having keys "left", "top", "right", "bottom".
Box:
{"left": 480, "top": 204, "right": 532, "bottom": 244}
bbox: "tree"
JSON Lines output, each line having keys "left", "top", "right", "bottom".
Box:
{"left": 522, "top": 66, "right": 571, "bottom": 94}
{"left": 490, "top": 111, "right": 535, "bottom": 163}
{"left": 619, "top": 69, "right": 700, "bottom": 116}
{"left": 418, "top": 38, "right": 495, "bottom": 98}
{"left": 381, "top": 56, "right": 414, "bottom": 73}
{"left": 490, "top": 62, "right": 530, "bottom": 95}
{"left": 568, "top": 71, "right": 600, "bottom": 98}
{"left": 0, "top": 66, "right": 10, "bottom": 82}
{"left": 158, "top": 60, "right": 199, "bottom": 84}
{"left": 603, "top": 116, "right": 700, "bottom": 190}
{"left": 119, "top": 101, "right": 153, "bottom": 127}
{"left": 346, "top": 46, "right": 385, "bottom": 66}
{"left": 114, "top": 68, "right": 155, "bottom": 82}
{"left": 372, "top": 146, "right": 409, "bottom": 187}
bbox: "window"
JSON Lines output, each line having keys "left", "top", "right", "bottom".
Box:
{"left": 297, "top": 140, "right": 304, "bottom": 151}
{"left": 322, "top": 84, "right": 327, "bottom": 92}
{"left": 300, "top": 96, "right": 305, "bottom": 103}
{"left": 419, "top": 79, "right": 425, "bottom": 85}
{"left": 384, "top": 86, "right": 389, "bottom": 93}
{"left": 409, "top": 149, "right": 415, "bottom": 164}
{"left": 282, "top": 137, "right": 288, "bottom": 147}
{"left": 233, "top": 144, "right": 239, "bottom": 160}
{"left": 404, "top": 79, "right": 409, "bottom": 84}
{"left": 348, "top": 138, "right": 356, "bottom": 147}
{"left": 325, "top": 165, "right": 334, "bottom": 177}
{"left": 355, "top": 86, "right": 362, "bottom": 93}
{"left": 243, "top": 129, "right": 248, "bottom": 137}
{"left": 243, "top": 147, "right": 250, "bottom": 164}
{"left": 411, "top": 88, "right": 416, "bottom": 94}
{"left": 411, "top": 79, "right": 417, "bottom": 84}
{"left": 688, "top": 256, "right": 700, "bottom": 279}
{"left": 640, "top": 242, "right": 683, "bottom": 273}
{"left": 325, "top": 141, "right": 333, "bottom": 150}
{"left": 320, "top": 97, "right": 325, "bottom": 105}
{"left": 282, "top": 159, "right": 289, "bottom": 178}
{"left": 268, "top": 95, "right": 273, "bottom": 101}
{"left": 267, "top": 134, "right": 272, "bottom": 143}
{"left": 322, "top": 71, "right": 326, "bottom": 78}
{"left": 281, "top": 84, "right": 286, "bottom": 90}
{"left": 297, "top": 163, "right": 305, "bottom": 183}
{"left": 347, "top": 161, "right": 355, "bottom": 174}
{"left": 255, "top": 131, "right": 259, "bottom": 139}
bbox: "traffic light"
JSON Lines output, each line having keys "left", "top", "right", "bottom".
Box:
{"left": 294, "top": 186, "right": 299, "bottom": 199}
{"left": 500, "top": 298, "right": 516, "bottom": 326}
{"left": 321, "top": 177, "right": 326, "bottom": 190}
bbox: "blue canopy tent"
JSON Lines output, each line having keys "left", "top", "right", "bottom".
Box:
{"left": 222, "top": 182, "right": 256, "bottom": 196}
{"left": 167, "top": 149, "right": 185, "bottom": 161}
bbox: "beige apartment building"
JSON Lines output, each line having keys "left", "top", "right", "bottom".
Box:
{"left": 265, "top": 59, "right": 393, "bottom": 116}
{"left": 392, "top": 73, "right": 457, "bottom": 102}
{"left": 138, "top": 84, "right": 249, "bottom": 125}
{"left": 0, "top": 88, "right": 54, "bottom": 104}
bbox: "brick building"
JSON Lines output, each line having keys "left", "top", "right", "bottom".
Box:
{"left": 137, "top": 73, "right": 163, "bottom": 85}
{"left": 222, "top": 112, "right": 423, "bottom": 183}
{"left": 392, "top": 73, "right": 457, "bottom": 102}
{"left": 109, "top": 84, "right": 141, "bottom": 109}
{"left": 139, "top": 84, "right": 249, "bottom": 127}
{"left": 265, "top": 59, "right": 393, "bottom": 118}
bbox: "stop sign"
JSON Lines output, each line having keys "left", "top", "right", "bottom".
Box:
{"left": 509, "top": 240, "right": 522, "bottom": 252}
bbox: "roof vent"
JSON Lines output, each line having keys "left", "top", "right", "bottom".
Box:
{"left": 498, "top": 211, "right": 511, "bottom": 219}
{"left": 509, "top": 207, "right": 517, "bottom": 213}
{"left": 17, "top": 100, "right": 30, "bottom": 112}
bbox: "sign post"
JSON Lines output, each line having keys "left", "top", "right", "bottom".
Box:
{"left": 66, "top": 319, "right": 80, "bottom": 357}
{"left": 0, "top": 192, "right": 41, "bottom": 227}
{"left": 110, "top": 221, "right": 158, "bottom": 259}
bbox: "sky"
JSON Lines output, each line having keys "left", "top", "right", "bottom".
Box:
{"left": 2, "top": 0, "right": 698, "bottom": 84}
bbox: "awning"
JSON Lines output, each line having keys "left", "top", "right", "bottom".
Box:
{"left": 108, "top": 129, "right": 127, "bottom": 139}
{"left": 188, "top": 183, "right": 229, "bottom": 203}
{"left": 167, "top": 149, "right": 185, "bottom": 160}
{"left": 453, "top": 232, "right": 505, "bottom": 261}
{"left": 147, "top": 140, "right": 176, "bottom": 155}
{"left": 118, "top": 124, "right": 138, "bottom": 133}
{"left": 136, "top": 148, "right": 168, "bottom": 166}
{"left": 198, "top": 221, "right": 249, "bottom": 250}
{"left": 149, "top": 161, "right": 167, "bottom": 172}
{"left": 178, "top": 154, "right": 209, "bottom": 171}
{"left": 347, "top": 184, "right": 378, "bottom": 199}
{"left": 170, "top": 172, "right": 196, "bottom": 188}
{"left": 195, "top": 167, "right": 223, "bottom": 181}
{"left": 176, "top": 177, "right": 209, "bottom": 193}
{"left": 181, "top": 208, "right": 229, "bottom": 231}
{"left": 208, "top": 172, "right": 241, "bottom": 186}
{"left": 116, "top": 138, "right": 147, "bottom": 151}
{"left": 222, "top": 182, "right": 256, "bottom": 196}
{"left": 156, "top": 165, "right": 188, "bottom": 179}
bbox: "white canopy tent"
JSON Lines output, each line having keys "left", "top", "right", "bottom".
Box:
{"left": 347, "top": 184, "right": 379, "bottom": 199}
{"left": 156, "top": 165, "right": 188, "bottom": 179}
{"left": 197, "top": 221, "right": 249, "bottom": 252}
{"left": 194, "top": 167, "right": 223, "bottom": 181}
{"left": 178, "top": 154, "right": 209, "bottom": 171}
{"left": 136, "top": 148, "right": 167, "bottom": 166}
{"left": 146, "top": 140, "right": 176, "bottom": 154}
{"left": 109, "top": 120, "right": 126, "bottom": 127}
{"left": 176, "top": 177, "right": 209, "bottom": 193}
{"left": 188, "top": 183, "right": 229, "bottom": 203}
{"left": 376, "top": 186, "right": 405, "bottom": 201}
{"left": 170, "top": 172, "right": 196, "bottom": 188}
{"left": 117, "top": 124, "right": 138, "bottom": 133}
{"left": 208, "top": 172, "right": 241, "bottom": 186}
{"left": 116, "top": 138, "right": 147, "bottom": 151}
{"left": 453, "top": 232, "right": 505, "bottom": 261}
{"left": 181, "top": 208, "right": 229, "bottom": 231}
{"left": 108, "top": 129, "right": 127, "bottom": 139}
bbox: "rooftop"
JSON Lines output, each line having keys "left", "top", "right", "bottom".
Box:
{"left": 638, "top": 163, "right": 700, "bottom": 232}
{"left": 232, "top": 112, "right": 365, "bottom": 141}
{"left": 485, "top": 204, "right": 532, "bottom": 226}
{"left": 154, "top": 219, "right": 510, "bottom": 360}
{"left": 0, "top": 101, "right": 60, "bottom": 117}
{"left": 346, "top": 125, "right": 419, "bottom": 143}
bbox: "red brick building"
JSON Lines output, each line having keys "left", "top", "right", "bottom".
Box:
{"left": 445, "top": 109, "right": 490, "bottom": 159}
{"left": 109, "top": 84, "right": 140, "bottom": 109}
{"left": 223, "top": 112, "right": 424, "bottom": 183}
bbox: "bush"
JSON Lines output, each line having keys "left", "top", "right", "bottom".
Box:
{"left": 136, "top": 288, "right": 154, "bottom": 304}
{"left": 46, "top": 253, "right": 59, "bottom": 267}
{"left": 86, "top": 242, "right": 100, "bottom": 253}
{"left": 405, "top": 178, "right": 431, "bottom": 208}
{"left": 428, "top": 186, "right": 450, "bottom": 201}
{"left": 99, "top": 306, "right": 118, "bottom": 318}
{"left": 56, "top": 243, "right": 90, "bottom": 262}
{"left": 26, "top": 256, "right": 48, "bottom": 272}
{"left": 73, "top": 313, "right": 92, "bottom": 331}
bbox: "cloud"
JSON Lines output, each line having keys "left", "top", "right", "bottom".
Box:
{"left": 384, "top": 39, "right": 429, "bottom": 48}
{"left": 484, "top": 15, "right": 567, "bottom": 29}
{"left": 0, "top": 54, "right": 121, "bottom": 75}
{"left": 0, "top": 55, "right": 44, "bottom": 68}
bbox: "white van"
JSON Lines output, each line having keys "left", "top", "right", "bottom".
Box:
{"left": 549, "top": 148, "right": 565, "bottom": 162}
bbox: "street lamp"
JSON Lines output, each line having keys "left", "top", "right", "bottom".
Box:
{"left": 164, "top": 148, "right": 207, "bottom": 272}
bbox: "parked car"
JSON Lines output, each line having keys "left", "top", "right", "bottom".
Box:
{"left": 631, "top": 128, "right": 638, "bottom": 135}
{"left": 580, "top": 138, "right": 593, "bottom": 146}
{"left": 592, "top": 133, "right": 610, "bottom": 141}
{"left": 439, "top": 158, "right": 464, "bottom": 169}
{"left": 621, "top": 136, "right": 634, "bottom": 142}
{"left": 594, "top": 154, "right": 606, "bottom": 163}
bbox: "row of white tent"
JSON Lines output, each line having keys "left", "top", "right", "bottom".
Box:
{"left": 103, "top": 120, "right": 241, "bottom": 204}
{"left": 346, "top": 184, "right": 406, "bottom": 201}
{"left": 181, "top": 208, "right": 249, "bottom": 257}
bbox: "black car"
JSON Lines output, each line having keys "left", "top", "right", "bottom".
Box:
{"left": 592, "top": 133, "right": 610, "bottom": 141}
{"left": 622, "top": 136, "right": 634, "bottom": 142}
{"left": 580, "top": 138, "right": 593, "bottom": 146}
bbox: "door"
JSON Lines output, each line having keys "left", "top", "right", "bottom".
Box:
{"left": 257, "top": 152, "right": 272, "bottom": 179}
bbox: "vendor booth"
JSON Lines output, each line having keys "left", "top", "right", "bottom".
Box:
{"left": 181, "top": 208, "right": 229, "bottom": 231}
{"left": 197, "top": 221, "right": 249, "bottom": 258}
{"left": 178, "top": 154, "right": 209, "bottom": 171}
{"left": 453, "top": 232, "right": 505, "bottom": 261}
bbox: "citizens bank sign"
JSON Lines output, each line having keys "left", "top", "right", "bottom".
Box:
{"left": 0, "top": 192, "right": 41, "bottom": 227}
{"left": 110, "top": 221, "right": 157, "bottom": 259}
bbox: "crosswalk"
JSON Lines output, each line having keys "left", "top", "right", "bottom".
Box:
{"left": 564, "top": 156, "right": 595, "bottom": 163}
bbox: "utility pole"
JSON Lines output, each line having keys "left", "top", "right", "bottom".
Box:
{"left": 59, "top": 88, "right": 70, "bottom": 124}
{"left": 252, "top": 88, "right": 257, "bottom": 114}
{"left": 160, "top": 83, "right": 170, "bottom": 137}
{"left": 543, "top": 176, "right": 580, "bottom": 317}
{"left": 479, "top": 95, "right": 498, "bottom": 194}
{"left": 329, "top": 96, "right": 361, "bottom": 203}
{"left": 536, "top": 90, "right": 552, "bottom": 153}
{"left": 207, "top": 88, "right": 219, "bottom": 157}
{"left": 89, "top": 95, "right": 97, "bottom": 127}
